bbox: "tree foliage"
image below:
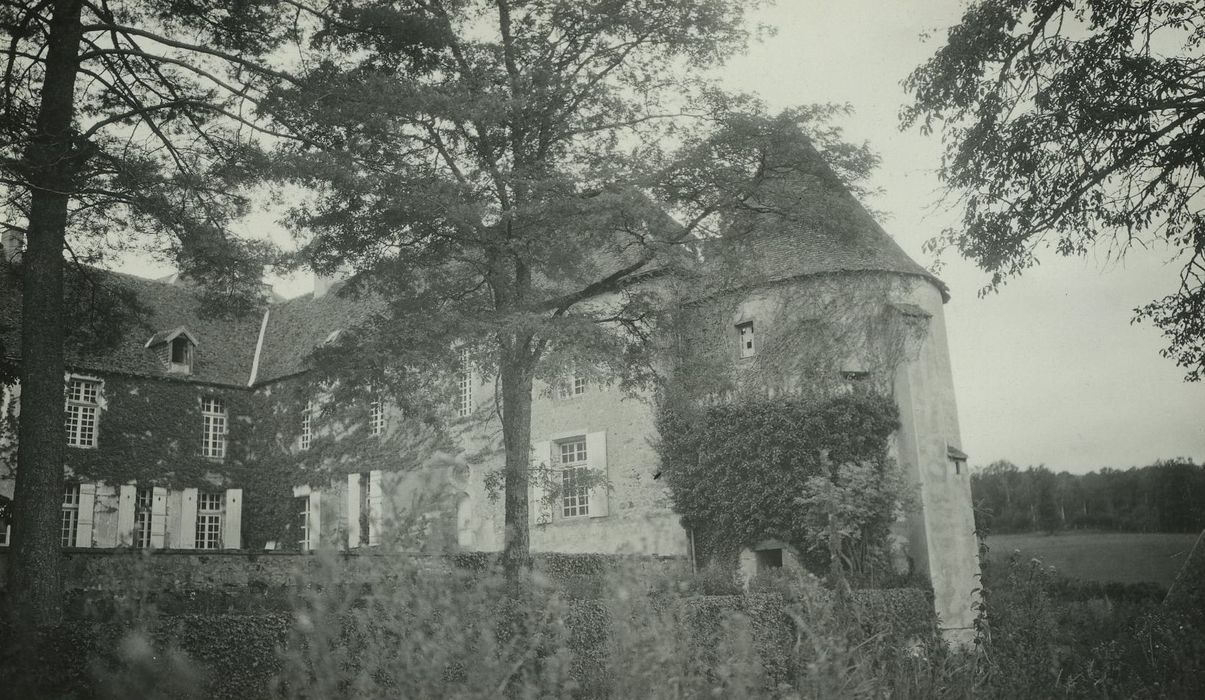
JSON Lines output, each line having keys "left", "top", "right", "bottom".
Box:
{"left": 971, "top": 457, "right": 1205, "bottom": 533}
{"left": 267, "top": 0, "right": 877, "bottom": 580}
{"left": 655, "top": 393, "right": 904, "bottom": 576}
{"left": 903, "top": 0, "right": 1205, "bottom": 380}
{"left": 0, "top": 0, "right": 316, "bottom": 628}
{"left": 0, "top": 0, "right": 296, "bottom": 303}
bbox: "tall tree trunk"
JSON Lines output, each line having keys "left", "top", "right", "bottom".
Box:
{"left": 6, "top": 0, "right": 85, "bottom": 630}
{"left": 499, "top": 344, "right": 535, "bottom": 589}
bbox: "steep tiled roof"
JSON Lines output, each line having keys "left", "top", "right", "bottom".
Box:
{"left": 254, "top": 281, "right": 380, "bottom": 384}
{"left": 1, "top": 268, "right": 262, "bottom": 386}
{"left": 743, "top": 214, "right": 943, "bottom": 293}
{"left": 732, "top": 162, "right": 946, "bottom": 300}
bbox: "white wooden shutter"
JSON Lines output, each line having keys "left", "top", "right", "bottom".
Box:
{"left": 586, "top": 431, "right": 609, "bottom": 518}
{"left": 346, "top": 473, "right": 361, "bottom": 549}
{"left": 222, "top": 489, "right": 242, "bottom": 550}
{"left": 308, "top": 490, "right": 322, "bottom": 550}
{"left": 93, "top": 483, "right": 117, "bottom": 547}
{"left": 368, "top": 470, "right": 383, "bottom": 546}
{"left": 530, "top": 441, "right": 552, "bottom": 526}
{"left": 150, "top": 487, "right": 167, "bottom": 548}
{"left": 179, "top": 488, "right": 198, "bottom": 549}
{"left": 74, "top": 483, "right": 96, "bottom": 547}
{"left": 535, "top": 438, "right": 556, "bottom": 527}
{"left": 117, "top": 484, "right": 136, "bottom": 546}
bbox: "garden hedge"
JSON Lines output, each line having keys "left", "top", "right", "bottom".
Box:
{"left": 1, "top": 586, "right": 935, "bottom": 699}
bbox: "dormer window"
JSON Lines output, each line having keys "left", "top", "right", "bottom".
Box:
{"left": 737, "top": 321, "right": 755, "bottom": 358}
{"left": 146, "top": 327, "right": 198, "bottom": 375}
{"left": 170, "top": 337, "right": 192, "bottom": 371}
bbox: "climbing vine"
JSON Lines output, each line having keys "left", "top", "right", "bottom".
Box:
{"left": 59, "top": 374, "right": 255, "bottom": 489}
{"left": 656, "top": 383, "right": 907, "bottom": 574}
{"left": 0, "top": 367, "right": 465, "bottom": 549}
{"left": 653, "top": 271, "right": 930, "bottom": 576}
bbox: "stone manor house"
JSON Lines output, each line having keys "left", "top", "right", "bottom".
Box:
{"left": 0, "top": 183, "right": 980, "bottom": 640}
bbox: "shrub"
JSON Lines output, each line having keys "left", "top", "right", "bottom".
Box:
{"left": 12, "top": 547, "right": 1204, "bottom": 698}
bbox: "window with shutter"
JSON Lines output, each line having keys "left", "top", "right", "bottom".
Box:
{"left": 134, "top": 487, "right": 153, "bottom": 548}
{"left": 61, "top": 483, "right": 80, "bottom": 547}
{"left": 558, "top": 439, "right": 589, "bottom": 518}
{"left": 195, "top": 492, "right": 222, "bottom": 550}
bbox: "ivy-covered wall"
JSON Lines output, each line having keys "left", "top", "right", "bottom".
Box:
{"left": 656, "top": 393, "right": 903, "bottom": 570}
{"left": 60, "top": 373, "right": 255, "bottom": 489}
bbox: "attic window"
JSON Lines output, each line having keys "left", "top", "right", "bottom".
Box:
{"left": 146, "top": 327, "right": 198, "bottom": 375}
{"left": 170, "top": 337, "right": 193, "bottom": 372}
{"left": 737, "top": 321, "right": 755, "bottom": 358}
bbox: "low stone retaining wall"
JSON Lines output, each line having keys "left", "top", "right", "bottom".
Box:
{"left": 0, "top": 548, "right": 690, "bottom": 616}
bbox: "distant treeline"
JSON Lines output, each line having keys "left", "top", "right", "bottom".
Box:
{"left": 971, "top": 458, "right": 1205, "bottom": 534}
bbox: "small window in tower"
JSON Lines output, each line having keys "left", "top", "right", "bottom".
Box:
{"left": 947, "top": 444, "right": 969, "bottom": 476}
{"left": 737, "top": 321, "right": 755, "bottom": 358}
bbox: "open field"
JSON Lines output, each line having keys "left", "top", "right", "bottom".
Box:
{"left": 985, "top": 531, "right": 1201, "bottom": 587}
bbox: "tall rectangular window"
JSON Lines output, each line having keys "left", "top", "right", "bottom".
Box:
{"left": 559, "top": 439, "right": 589, "bottom": 518}
{"left": 300, "top": 400, "right": 314, "bottom": 450}
{"left": 134, "top": 487, "right": 153, "bottom": 549}
{"left": 456, "top": 349, "right": 472, "bottom": 417}
{"left": 65, "top": 378, "right": 100, "bottom": 447}
{"left": 61, "top": 483, "right": 80, "bottom": 547}
{"left": 195, "top": 492, "right": 222, "bottom": 550}
{"left": 201, "top": 397, "right": 227, "bottom": 459}
{"left": 296, "top": 495, "right": 311, "bottom": 551}
{"left": 370, "top": 399, "right": 385, "bottom": 436}
{"left": 737, "top": 321, "right": 756, "bottom": 358}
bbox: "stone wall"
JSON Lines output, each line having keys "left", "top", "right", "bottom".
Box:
{"left": 892, "top": 280, "right": 980, "bottom": 644}
{"left": 0, "top": 549, "right": 690, "bottom": 617}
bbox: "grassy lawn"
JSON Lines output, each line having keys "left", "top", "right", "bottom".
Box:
{"left": 985, "top": 531, "right": 1201, "bottom": 587}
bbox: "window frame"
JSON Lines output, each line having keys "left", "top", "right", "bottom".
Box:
{"left": 369, "top": 399, "right": 385, "bottom": 436}
{"left": 558, "top": 438, "right": 590, "bottom": 519}
{"left": 558, "top": 373, "right": 587, "bottom": 399}
{"left": 134, "top": 487, "right": 153, "bottom": 549}
{"left": 61, "top": 483, "right": 80, "bottom": 547}
{"left": 65, "top": 377, "right": 100, "bottom": 448}
{"left": 456, "top": 348, "right": 472, "bottom": 417}
{"left": 169, "top": 336, "right": 193, "bottom": 373}
{"left": 736, "top": 321, "right": 756, "bottom": 358}
{"left": 195, "top": 491, "right": 222, "bottom": 550}
{"left": 300, "top": 400, "right": 314, "bottom": 450}
{"left": 201, "top": 396, "right": 227, "bottom": 460}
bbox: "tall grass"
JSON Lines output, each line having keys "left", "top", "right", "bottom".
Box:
{"left": 3, "top": 545, "right": 1202, "bottom": 698}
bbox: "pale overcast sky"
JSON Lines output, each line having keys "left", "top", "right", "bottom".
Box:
{"left": 718, "top": 0, "right": 1205, "bottom": 473}
{"left": 116, "top": 0, "right": 1204, "bottom": 474}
